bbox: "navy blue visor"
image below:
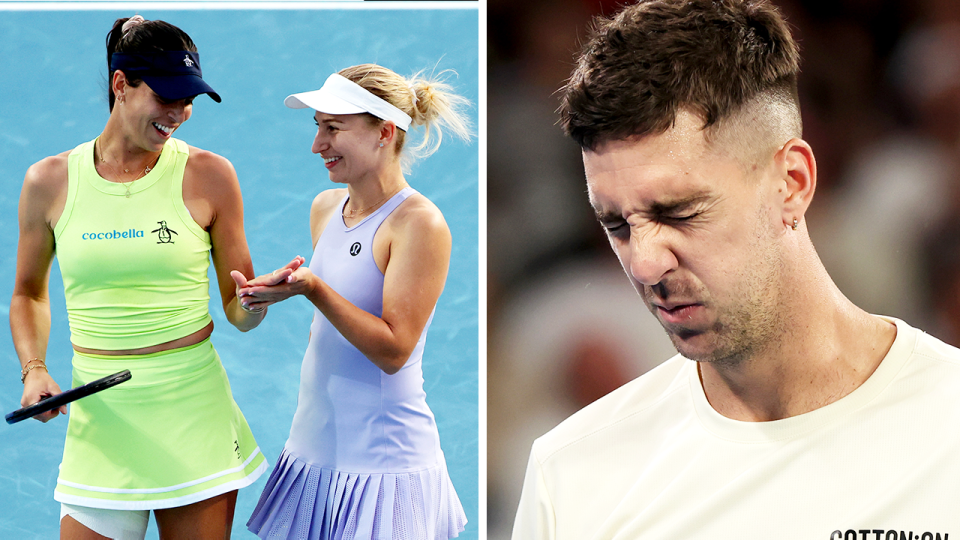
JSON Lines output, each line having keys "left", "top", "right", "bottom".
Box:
{"left": 110, "top": 50, "right": 221, "bottom": 103}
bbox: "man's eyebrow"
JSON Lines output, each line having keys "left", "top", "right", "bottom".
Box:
{"left": 592, "top": 192, "right": 713, "bottom": 221}
{"left": 593, "top": 208, "right": 622, "bottom": 223}
{"left": 648, "top": 193, "right": 713, "bottom": 215}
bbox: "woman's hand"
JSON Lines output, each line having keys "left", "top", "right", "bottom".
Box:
{"left": 20, "top": 369, "right": 67, "bottom": 423}
{"left": 232, "top": 256, "right": 307, "bottom": 311}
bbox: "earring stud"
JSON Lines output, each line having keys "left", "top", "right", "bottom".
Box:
{"left": 792, "top": 218, "right": 799, "bottom": 231}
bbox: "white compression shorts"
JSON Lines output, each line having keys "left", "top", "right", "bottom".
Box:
{"left": 60, "top": 503, "right": 149, "bottom": 540}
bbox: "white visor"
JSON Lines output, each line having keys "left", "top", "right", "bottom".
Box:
{"left": 284, "top": 73, "right": 413, "bottom": 131}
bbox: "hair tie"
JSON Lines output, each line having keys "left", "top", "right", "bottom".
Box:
{"left": 122, "top": 15, "right": 146, "bottom": 39}
{"left": 409, "top": 83, "right": 419, "bottom": 107}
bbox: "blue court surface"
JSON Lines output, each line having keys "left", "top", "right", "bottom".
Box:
{"left": 0, "top": 6, "right": 478, "bottom": 538}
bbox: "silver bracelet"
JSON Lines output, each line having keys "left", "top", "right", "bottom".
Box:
{"left": 240, "top": 303, "right": 265, "bottom": 314}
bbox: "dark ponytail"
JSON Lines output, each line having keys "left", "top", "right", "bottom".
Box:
{"left": 105, "top": 16, "right": 197, "bottom": 111}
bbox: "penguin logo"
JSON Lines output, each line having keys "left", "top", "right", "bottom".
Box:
{"left": 151, "top": 221, "right": 178, "bottom": 244}
{"left": 349, "top": 242, "right": 362, "bottom": 256}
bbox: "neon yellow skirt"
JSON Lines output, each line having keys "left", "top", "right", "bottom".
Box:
{"left": 54, "top": 339, "right": 266, "bottom": 510}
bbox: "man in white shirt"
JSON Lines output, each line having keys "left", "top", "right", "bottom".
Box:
{"left": 512, "top": 0, "right": 960, "bottom": 538}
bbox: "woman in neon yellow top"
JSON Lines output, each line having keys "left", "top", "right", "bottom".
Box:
{"left": 11, "top": 15, "right": 279, "bottom": 539}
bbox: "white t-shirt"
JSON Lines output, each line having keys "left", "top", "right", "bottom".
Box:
{"left": 513, "top": 317, "right": 960, "bottom": 540}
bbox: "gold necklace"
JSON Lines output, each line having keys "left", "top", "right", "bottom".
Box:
{"left": 95, "top": 137, "right": 160, "bottom": 198}
{"left": 344, "top": 184, "right": 406, "bottom": 218}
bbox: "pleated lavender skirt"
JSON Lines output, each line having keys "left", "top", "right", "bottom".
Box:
{"left": 247, "top": 449, "right": 467, "bottom": 539}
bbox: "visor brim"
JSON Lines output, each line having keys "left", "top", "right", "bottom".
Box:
{"left": 284, "top": 89, "right": 367, "bottom": 115}
{"left": 142, "top": 75, "right": 222, "bottom": 103}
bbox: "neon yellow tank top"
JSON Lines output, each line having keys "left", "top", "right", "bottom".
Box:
{"left": 54, "top": 137, "right": 213, "bottom": 350}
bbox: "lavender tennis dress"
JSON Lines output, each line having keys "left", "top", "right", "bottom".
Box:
{"left": 247, "top": 187, "right": 466, "bottom": 539}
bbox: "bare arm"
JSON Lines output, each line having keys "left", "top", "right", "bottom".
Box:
{"left": 241, "top": 194, "right": 451, "bottom": 374}
{"left": 183, "top": 149, "right": 264, "bottom": 332}
{"left": 12, "top": 156, "right": 69, "bottom": 421}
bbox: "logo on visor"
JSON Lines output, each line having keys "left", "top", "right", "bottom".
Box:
{"left": 183, "top": 55, "right": 194, "bottom": 67}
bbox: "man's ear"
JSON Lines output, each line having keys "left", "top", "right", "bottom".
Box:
{"left": 775, "top": 137, "right": 817, "bottom": 230}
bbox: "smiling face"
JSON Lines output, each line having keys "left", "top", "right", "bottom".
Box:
{"left": 585, "top": 110, "right": 789, "bottom": 365}
{"left": 311, "top": 111, "right": 385, "bottom": 183}
{"left": 117, "top": 73, "right": 193, "bottom": 151}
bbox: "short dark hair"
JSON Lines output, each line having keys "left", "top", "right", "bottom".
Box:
{"left": 105, "top": 17, "right": 197, "bottom": 111}
{"left": 560, "top": 0, "right": 801, "bottom": 151}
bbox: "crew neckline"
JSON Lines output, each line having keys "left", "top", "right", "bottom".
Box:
{"left": 689, "top": 316, "right": 914, "bottom": 442}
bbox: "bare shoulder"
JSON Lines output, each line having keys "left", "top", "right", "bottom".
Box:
{"left": 24, "top": 151, "right": 70, "bottom": 191}
{"left": 311, "top": 188, "right": 349, "bottom": 215}
{"left": 389, "top": 192, "right": 450, "bottom": 238}
{"left": 310, "top": 188, "right": 348, "bottom": 242}
{"left": 185, "top": 145, "right": 238, "bottom": 186}
{"left": 22, "top": 151, "right": 71, "bottom": 219}
{"left": 182, "top": 146, "right": 241, "bottom": 229}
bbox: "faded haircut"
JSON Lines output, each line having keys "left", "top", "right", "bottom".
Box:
{"left": 560, "top": 0, "right": 802, "bottom": 154}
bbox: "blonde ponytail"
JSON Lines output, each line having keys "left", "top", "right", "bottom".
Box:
{"left": 338, "top": 64, "right": 473, "bottom": 167}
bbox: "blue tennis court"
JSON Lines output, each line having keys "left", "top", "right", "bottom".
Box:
{"left": 0, "top": 6, "right": 478, "bottom": 538}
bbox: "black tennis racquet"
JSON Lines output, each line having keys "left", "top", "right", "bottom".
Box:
{"left": 6, "top": 369, "right": 132, "bottom": 425}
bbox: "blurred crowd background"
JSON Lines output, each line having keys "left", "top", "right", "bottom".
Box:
{"left": 486, "top": 0, "right": 960, "bottom": 536}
